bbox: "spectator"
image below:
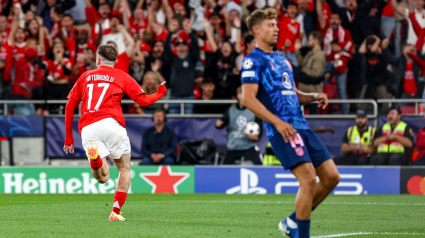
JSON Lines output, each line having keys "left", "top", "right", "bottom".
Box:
{"left": 209, "top": 38, "right": 242, "bottom": 96}
{"left": 316, "top": 0, "right": 333, "bottom": 36}
{"left": 84, "top": 0, "right": 120, "bottom": 42}
{"left": 325, "top": 0, "right": 376, "bottom": 46}
{"left": 70, "top": 47, "right": 96, "bottom": 83}
{"left": 294, "top": 31, "right": 326, "bottom": 113}
{"left": 359, "top": 36, "right": 393, "bottom": 111}
{"left": 134, "top": 70, "right": 165, "bottom": 115}
{"left": 165, "top": 20, "right": 199, "bottom": 114}
{"left": 236, "top": 34, "right": 255, "bottom": 71}
{"left": 144, "top": 40, "right": 169, "bottom": 83}
{"left": 130, "top": 39, "right": 150, "bottom": 82}
{"left": 63, "top": 28, "right": 97, "bottom": 84}
{"left": 140, "top": 109, "right": 177, "bottom": 165}
{"left": 321, "top": 13, "right": 353, "bottom": 114}
{"left": 292, "top": 0, "right": 315, "bottom": 47}
{"left": 333, "top": 110, "right": 376, "bottom": 165}
{"left": 389, "top": 0, "right": 408, "bottom": 57}
{"left": 52, "top": 13, "right": 78, "bottom": 41}
{"left": 193, "top": 77, "right": 231, "bottom": 114}
{"left": 35, "top": 0, "right": 76, "bottom": 31}
{"left": 412, "top": 124, "right": 425, "bottom": 165}
{"left": 403, "top": 0, "right": 425, "bottom": 48}
{"left": 408, "top": 3, "right": 425, "bottom": 56}
{"left": 0, "top": 15, "right": 9, "bottom": 43}
{"left": 9, "top": 47, "right": 44, "bottom": 116}
{"left": 45, "top": 40, "right": 72, "bottom": 105}
{"left": 276, "top": 2, "right": 301, "bottom": 67}
{"left": 215, "top": 86, "right": 263, "bottom": 165}
{"left": 102, "top": 22, "right": 135, "bottom": 73}
{"left": 381, "top": 44, "right": 421, "bottom": 100}
{"left": 0, "top": 34, "right": 12, "bottom": 97}
{"left": 371, "top": 106, "right": 414, "bottom": 165}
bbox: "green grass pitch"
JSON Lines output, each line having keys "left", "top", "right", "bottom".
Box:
{"left": 0, "top": 194, "right": 424, "bottom": 238}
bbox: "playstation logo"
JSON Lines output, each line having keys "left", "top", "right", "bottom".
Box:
{"left": 226, "top": 168, "right": 267, "bottom": 194}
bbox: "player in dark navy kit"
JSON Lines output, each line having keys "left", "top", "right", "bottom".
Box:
{"left": 241, "top": 9, "right": 341, "bottom": 238}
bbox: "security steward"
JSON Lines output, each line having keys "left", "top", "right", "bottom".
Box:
{"left": 333, "top": 110, "right": 376, "bottom": 165}
{"left": 371, "top": 106, "right": 414, "bottom": 165}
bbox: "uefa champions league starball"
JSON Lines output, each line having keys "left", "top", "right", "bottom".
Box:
{"left": 244, "top": 122, "right": 260, "bottom": 136}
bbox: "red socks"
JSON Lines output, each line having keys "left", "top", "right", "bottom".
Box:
{"left": 112, "top": 191, "right": 127, "bottom": 214}
{"left": 90, "top": 155, "right": 103, "bottom": 170}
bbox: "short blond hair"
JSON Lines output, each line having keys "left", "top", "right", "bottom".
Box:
{"left": 246, "top": 9, "right": 278, "bottom": 33}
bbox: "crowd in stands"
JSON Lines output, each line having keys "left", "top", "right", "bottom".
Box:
{"left": 0, "top": 0, "right": 425, "bottom": 116}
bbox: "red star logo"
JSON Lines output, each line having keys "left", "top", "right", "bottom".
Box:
{"left": 140, "top": 166, "right": 189, "bottom": 194}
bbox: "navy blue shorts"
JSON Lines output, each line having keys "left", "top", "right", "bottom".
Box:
{"left": 269, "top": 129, "right": 331, "bottom": 170}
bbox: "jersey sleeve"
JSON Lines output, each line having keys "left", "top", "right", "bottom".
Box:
{"left": 241, "top": 55, "right": 262, "bottom": 84}
{"left": 67, "top": 73, "right": 83, "bottom": 101}
{"left": 123, "top": 73, "right": 145, "bottom": 101}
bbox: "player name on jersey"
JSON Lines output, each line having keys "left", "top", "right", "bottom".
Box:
{"left": 86, "top": 74, "right": 115, "bottom": 83}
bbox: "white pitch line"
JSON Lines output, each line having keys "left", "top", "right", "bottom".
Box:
{"left": 138, "top": 200, "right": 425, "bottom": 206}
{"left": 312, "top": 232, "right": 425, "bottom": 237}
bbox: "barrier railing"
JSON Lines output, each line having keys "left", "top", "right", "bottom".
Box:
{"left": 377, "top": 99, "right": 425, "bottom": 115}
{"left": 0, "top": 99, "right": 379, "bottom": 119}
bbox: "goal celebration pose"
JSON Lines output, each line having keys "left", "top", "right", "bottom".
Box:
{"left": 241, "top": 9, "right": 341, "bottom": 238}
{"left": 63, "top": 45, "right": 166, "bottom": 221}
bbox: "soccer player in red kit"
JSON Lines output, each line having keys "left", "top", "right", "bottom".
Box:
{"left": 63, "top": 45, "right": 167, "bottom": 221}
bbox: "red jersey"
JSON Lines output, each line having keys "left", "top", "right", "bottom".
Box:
{"left": 316, "top": 3, "right": 332, "bottom": 35}
{"left": 67, "top": 66, "right": 145, "bottom": 132}
{"left": 323, "top": 26, "right": 353, "bottom": 73}
{"left": 46, "top": 59, "right": 72, "bottom": 81}
{"left": 277, "top": 14, "right": 300, "bottom": 52}
{"left": 0, "top": 42, "right": 12, "bottom": 82}
{"left": 1, "top": 28, "right": 10, "bottom": 43}
{"left": 129, "top": 16, "right": 148, "bottom": 36}
{"left": 154, "top": 29, "right": 190, "bottom": 54}
{"left": 114, "top": 52, "right": 130, "bottom": 73}
{"left": 85, "top": 5, "right": 119, "bottom": 42}
{"left": 12, "top": 61, "right": 44, "bottom": 98}
{"left": 9, "top": 41, "right": 26, "bottom": 66}
{"left": 64, "top": 38, "right": 97, "bottom": 64}
{"left": 292, "top": 0, "right": 315, "bottom": 12}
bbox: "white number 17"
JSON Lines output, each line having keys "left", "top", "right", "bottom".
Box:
{"left": 87, "top": 83, "right": 109, "bottom": 110}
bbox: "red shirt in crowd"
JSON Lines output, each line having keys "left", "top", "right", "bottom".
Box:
{"left": 45, "top": 59, "right": 72, "bottom": 81}
{"left": 403, "top": 62, "right": 418, "bottom": 96}
{"left": 154, "top": 29, "right": 190, "bottom": 54}
{"left": 12, "top": 60, "right": 44, "bottom": 98}
{"left": 323, "top": 26, "right": 353, "bottom": 74}
{"left": 114, "top": 52, "right": 130, "bottom": 73}
{"left": 0, "top": 42, "right": 12, "bottom": 83}
{"left": 67, "top": 66, "right": 145, "bottom": 132}
{"left": 64, "top": 38, "right": 97, "bottom": 63}
{"left": 85, "top": 5, "right": 120, "bottom": 42}
{"left": 51, "top": 23, "right": 79, "bottom": 40}
{"left": 129, "top": 16, "right": 148, "bottom": 36}
{"left": 415, "top": 128, "right": 425, "bottom": 161}
{"left": 316, "top": 3, "right": 332, "bottom": 36}
{"left": 277, "top": 14, "right": 300, "bottom": 52}
{"left": 8, "top": 41, "right": 26, "bottom": 66}
{"left": 1, "top": 28, "right": 10, "bottom": 43}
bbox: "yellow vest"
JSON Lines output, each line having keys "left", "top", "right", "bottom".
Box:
{"left": 263, "top": 142, "right": 282, "bottom": 165}
{"left": 347, "top": 126, "right": 375, "bottom": 155}
{"left": 377, "top": 121, "right": 407, "bottom": 154}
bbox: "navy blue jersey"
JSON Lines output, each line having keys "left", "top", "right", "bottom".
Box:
{"left": 241, "top": 48, "right": 310, "bottom": 139}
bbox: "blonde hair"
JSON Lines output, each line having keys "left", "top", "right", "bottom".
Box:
{"left": 141, "top": 71, "right": 160, "bottom": 94}
{"left": 246, "top": 9, "right": 278, "bottom": 33}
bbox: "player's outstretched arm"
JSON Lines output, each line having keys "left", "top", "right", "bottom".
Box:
{"left": 63, "top": 98, "right": 80, "bottom": 154}
{"left": 135, "top": 82, "right": 167, "bottom": 107}
{"left": 242, "top": 84, "right": 296, "bottom": 142}
{"left": 296, "top": 88, "right": 328, "bottom": 109}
